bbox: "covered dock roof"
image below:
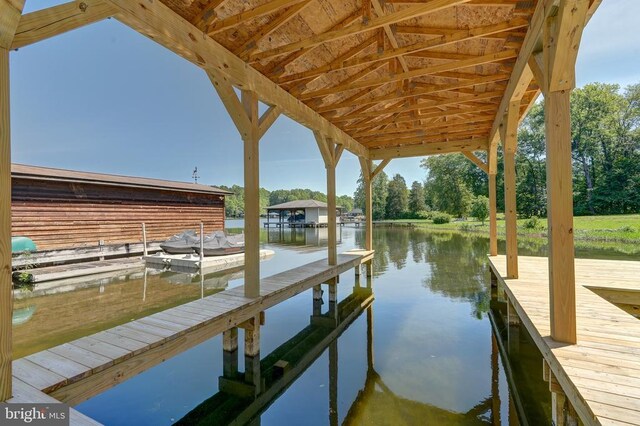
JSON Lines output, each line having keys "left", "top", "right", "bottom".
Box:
{"left": 267, "top": 199, "right": 331, "bottom": 210}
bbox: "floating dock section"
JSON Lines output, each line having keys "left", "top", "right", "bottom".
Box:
{"left": 144, "top": 249, "right": 275, "bottom": 271}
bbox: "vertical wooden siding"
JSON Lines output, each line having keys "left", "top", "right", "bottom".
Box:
{"left": 11, "top": 178, "right": 225, "bottom": 250}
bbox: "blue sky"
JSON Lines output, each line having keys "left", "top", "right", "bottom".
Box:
{"left": 10, "top": 0, "right": 640, "bottom": 196}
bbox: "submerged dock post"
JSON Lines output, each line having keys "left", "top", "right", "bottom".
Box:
{"left": 223, "top": 327, "right": 239, "bottom": 379}
{"left": 244, "top": 314, "right": 261, "bottom": 392}
{"left": 507, "top": 299, "right": 520, "bottom": 355}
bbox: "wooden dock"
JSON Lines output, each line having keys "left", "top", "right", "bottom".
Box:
{"left": 489, "top": 255, "right": 640, "bottom": 426}
{"left": 11, "top": 250, "right": 374, "bottom": 415}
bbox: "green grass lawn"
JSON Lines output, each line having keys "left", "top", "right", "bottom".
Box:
{"left": 384, "top": 214, "right": 640, "bottom": 243}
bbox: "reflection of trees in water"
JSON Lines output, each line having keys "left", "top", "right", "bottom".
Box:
{"left": 420, "top": 231, "right": 490, "bottom": 319}
{"left": 358, "top": 229, "right": 491, "bottom": 318}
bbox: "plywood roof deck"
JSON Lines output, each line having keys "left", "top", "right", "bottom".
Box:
{"left": 158, "top": 0, "right": 543, "bottom": 157}
{"left": 489, "top": 255, "right": 640, "bottom": 426}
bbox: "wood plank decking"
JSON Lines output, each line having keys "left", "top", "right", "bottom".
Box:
{"left": 489, "top": 255, "right": 640, "bottom": 426}
{"left": 11, "top": 250, "right": 374, "bottom": 416}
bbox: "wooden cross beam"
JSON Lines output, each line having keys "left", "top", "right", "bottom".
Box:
{"left": 11, "top": 1, "right": 116, "bottom": 49}
{"left": 462, "top": 152, "right": 488, "bottom": 174}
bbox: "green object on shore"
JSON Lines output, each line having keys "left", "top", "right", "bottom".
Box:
{"left": 11, "top": 237, "right": 36, "bottom": 253}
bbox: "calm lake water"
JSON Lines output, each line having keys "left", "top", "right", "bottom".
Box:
{"left": 13, "top": 221, "right": 639, "bottom": 425}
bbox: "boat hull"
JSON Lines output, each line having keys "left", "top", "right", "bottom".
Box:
{"left": 193, "top": 246, "right": 245, "bottom": 257}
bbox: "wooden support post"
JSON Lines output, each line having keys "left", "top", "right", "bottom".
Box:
{"left": 364, "top": 176, "right": 373, "bottom": 251}
{"left": 540, "top": 0, "right": 588, "bottom": 344}
{"left": 242, "top": 90, "right": 261, "bottom": 298}
{"left": 548, "top": 371, "right": 579, "bottom": 426}
{"left": 314, "top": 133, "right": 343, "bottom": 266}
{"left": 546, "top": 90, "right": 577, "bottom": 344}
{"left": 502, "top": 101, "right": 519, "bottom": 278}
{"left": 223, "top": 327, "right": 238, "bottom": 378}
{"left": 0, "top": 0, "right": 26, "bottom": 398}
{"left": 488, "top": 173, "right": 498, "bottom": 256}
{"left": 207, "top": 72, "right": 280, "bottom": 298}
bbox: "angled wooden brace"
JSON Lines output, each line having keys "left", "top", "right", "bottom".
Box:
{"left": 207, "top": 69, "right": 281, "bottom": 298}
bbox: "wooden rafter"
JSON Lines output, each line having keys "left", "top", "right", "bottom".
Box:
{"left": 261, "top": 10, "right": 362, "bottom": 77}
{"left": 238, "top": 0, "right": 313, "bottom": 59}
{"left": 299, "top": 49, "right": 517, "bottom": 100}
{"left": 207, "top": 0, "right": 307, "bottom": 36}
{"left": 317, "top": 73, "right": 509, "bottom": 113}
{"left": 249, "top": 0, "right": 472, "bottom": 62}
{"left": 330, "top": 90, "right": 503, "bottom": 122}
{"left": 193, "top": 0, "right": 228, "bottom": 31}
{"left": 278, "top": 18, "right": 527, "bottom": 84}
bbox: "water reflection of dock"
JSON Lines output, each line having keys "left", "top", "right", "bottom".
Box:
{"left": 177, "top": 276, "right": 374, "bottom": 425}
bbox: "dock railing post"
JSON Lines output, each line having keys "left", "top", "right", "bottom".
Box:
{"left": 199, "top": 222, "right": 204, "bottom": 268}
{"left": 141, "top": 223, "right": 148, "bottom": 257}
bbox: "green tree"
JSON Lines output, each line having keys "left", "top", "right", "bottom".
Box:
{"left": 353, "top": 169, "right": 389, "bottom": 220}
{"left": 386, "top": 174, "right": 409, "bottom": 219}
{"left": 470, "top": 196, "right": 489, "bottom": 224}
{"left": 336, "top": 195, "right": 354, "bottom": 213}
{"left": 422, "top": 154, "right": 473, "bottom": 218}
{"left": 408, "top": 181, "right": 427, "bottom": 216}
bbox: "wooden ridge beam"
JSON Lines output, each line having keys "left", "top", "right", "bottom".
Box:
{"left": 300, "top": 49, "right": 518, "bottom": 100}
{"left": 249, "top": 0, "right": 472, "bottom": 62}
{"left": 103, "top": 0, "right": 368, "bottom": 159}
{"left": 369, "top": 138, "right": 489, "bottom": 159}
{"left": 12, "top": 1, "right": 115, "bottom": 49}
{"left": 280, "top": 19, "right": 526, "bottom": 84}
